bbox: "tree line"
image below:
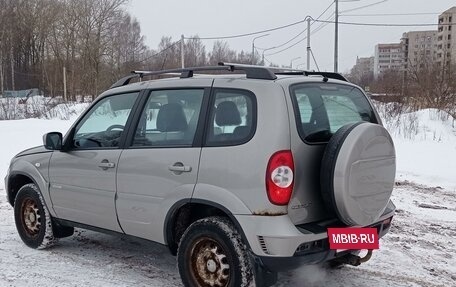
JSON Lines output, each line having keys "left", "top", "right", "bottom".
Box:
{"left": 348, "top": 58, "right": 456, "bottom": 117}
{"left": 0, "top": 0, "right": 259, "bottom": 100}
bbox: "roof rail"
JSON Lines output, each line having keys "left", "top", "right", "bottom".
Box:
{"left": 110, "top": 67, "right": 227, "bottom": 89}
{"left": 110, "top": 63, "right": 346, "bottom": 89}
{"left": 274, "top": 71, "right": 348, "bottom": 82}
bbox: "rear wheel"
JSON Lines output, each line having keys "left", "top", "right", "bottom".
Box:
{"left": 177, "top": 216, "right": 254, "bottom": 287}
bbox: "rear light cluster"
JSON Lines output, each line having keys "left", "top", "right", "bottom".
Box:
{"left": 266, "top": 150, "right": 294, "bottom": 205}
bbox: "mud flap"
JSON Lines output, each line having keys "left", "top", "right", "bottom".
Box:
{"left": 251, "top": 254, "right": 278, "bottom": 287}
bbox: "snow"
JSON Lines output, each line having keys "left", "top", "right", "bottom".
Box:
{"left": 0, "top": 102, "right": 455, "bottom": 286}
{"left": 384, "top": 108, "right": 456, "bottom": 190}
{"left": 375, "top": 106, "right": 456, "bottom": 191}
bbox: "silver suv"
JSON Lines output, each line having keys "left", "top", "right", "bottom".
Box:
{"left": 5, "top": 63, "right": 396, "bottom": 287}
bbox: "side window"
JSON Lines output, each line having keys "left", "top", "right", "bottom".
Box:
{"left": 132, "top": 89, "right": 204, "bottom": 147}
{"left": 206, "top": 89, "right": 256, "bottom": 146}
{"left": 73, "top": 92, "right": 139, "bottom": 149}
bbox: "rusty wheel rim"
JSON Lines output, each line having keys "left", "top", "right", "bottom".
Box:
{"left": 190, "top": 237, "right": 231, "bottom": 287}
{"left": 20, "top": 197, "right": 41, "bottom": 238}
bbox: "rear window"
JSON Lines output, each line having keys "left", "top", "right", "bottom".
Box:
{"left": 290, "top": 83, "right": 376, "bottom": 143}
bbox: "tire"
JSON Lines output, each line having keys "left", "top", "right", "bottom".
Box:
{"left": 177, "top": 216, "right": 254, "bottom": 287}
{"left": 14, "top": 183, "right": 58, "bottom": 249}
{"left": 320, "top": 122, "right": 363, "bottom": 219}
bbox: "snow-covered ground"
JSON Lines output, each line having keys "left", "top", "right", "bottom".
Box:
{"left": 379, "top": 108, "right": 456, "bottom": 191}
{"left": 0, "top": 104, "right": 455, "bottom": 286}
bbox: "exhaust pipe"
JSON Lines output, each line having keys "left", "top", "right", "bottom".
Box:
{"left": 333, "top": 250, "right": 373, "bottom": 267}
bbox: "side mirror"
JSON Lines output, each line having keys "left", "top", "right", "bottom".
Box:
{"left": 43, "top": 132, "right": 63, "bottom": 150}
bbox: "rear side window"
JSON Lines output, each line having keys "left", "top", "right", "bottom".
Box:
{"left": 206, "top": 89, "right": 256, "bottom": 146}
{"left": 132, "top": 89, "right": 204, "bottom": 147}
{"left": 290, "top": 83, "right": 376, "bottom": 143}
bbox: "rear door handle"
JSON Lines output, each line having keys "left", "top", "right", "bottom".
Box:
{"left": 98, "top": 160, "right": 116, "bottom": 169}
{"left": 168, "top": 162, "right": 192, "bottom": 173}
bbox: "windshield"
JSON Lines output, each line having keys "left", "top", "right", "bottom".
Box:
{"left": 290, "top": 83, "right": 377, "bottom": 143}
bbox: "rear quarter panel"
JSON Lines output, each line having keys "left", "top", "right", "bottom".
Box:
{"left": 194, "top": 78, "right": 290, "bottom": 215}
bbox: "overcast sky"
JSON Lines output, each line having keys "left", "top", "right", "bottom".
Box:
{"left": 127, "top": 0, "right": 455, "bottom": 73}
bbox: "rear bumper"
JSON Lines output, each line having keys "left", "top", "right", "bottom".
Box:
{"left": 258, "top": 218, "right": 392, "bottom": 272}
{"left": 235, "top": 201, "right": 395, "bottom": 272}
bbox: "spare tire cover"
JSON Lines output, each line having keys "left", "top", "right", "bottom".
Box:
{"left": 321, "top": 122, "right": 396, "bottom": 226}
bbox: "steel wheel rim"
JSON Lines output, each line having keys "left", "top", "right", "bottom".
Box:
{"left": 20, "top": 197, "right": 41, "bottom": 238}
{"left": 190, "top": 237, "right": 231, "bottom": 287}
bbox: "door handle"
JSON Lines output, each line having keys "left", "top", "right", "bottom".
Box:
{"left": 98, "top": 160, "right": 116, "bottom": 169}
{"left": 168, "top": 162, "right": 192, "bottom": 173}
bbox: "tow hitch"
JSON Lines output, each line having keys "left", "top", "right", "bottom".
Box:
{"left": 333, "top": 250, "right": 373, "bottom": 266}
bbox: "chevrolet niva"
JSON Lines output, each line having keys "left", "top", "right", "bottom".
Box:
{"left": 5, "top": 63, "right": 396, "bottom": 287}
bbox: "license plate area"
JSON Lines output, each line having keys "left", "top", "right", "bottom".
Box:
{"left": 327, "top": 227, "right": 379, "bottom": 250}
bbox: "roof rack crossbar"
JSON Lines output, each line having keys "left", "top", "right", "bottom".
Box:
{"left": 217, "top": 62, "right": 277, "bottom": 80}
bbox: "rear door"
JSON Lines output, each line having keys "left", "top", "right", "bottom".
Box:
{"left": 116, "top": 79, "right": 211, "bottom": 242}
{"left": 287, "top": 82, "right": 379, "bottom": 224}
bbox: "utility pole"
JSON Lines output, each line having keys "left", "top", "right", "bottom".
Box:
{"left": 63, "top": 66, "right": 67, "bottom": 102}
{"left": 10, "top": 42, "right": 14, "bottom": 90}
{"left": 252, "top": 34, "right": 269, "bottom": 65}
{"left": 334, "top": 0, "right": 339, "bottom": 73}
{"left": 252, "top": 41, "right": 255, "bottom": 65}
{"left": 290, "top": 57, "right": 301, "bottom": 69}
{"left": 307, "top": 17, "right": 311, "bottom": 70}
{"left": 181, "top": 35, "right": 185, "bottom": 69}
{"left": 0, "top": 48, "right": 4, "bottom": 96}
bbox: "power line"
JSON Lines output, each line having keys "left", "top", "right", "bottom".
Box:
{"left": 311, "top": 13, "right": 335, "bottom": 36}
{"left": 313, "top": 19, "right": 451, "bottom": 27}
{"left": 340, "top": 0, "right": 389, "bottom": 14}
{"left": 315, "top": 1, "right": 335, "bottom": 21}
{"left": 139, "top": 41, "right": 180, "bottom": 63}
{"left": 263, "top": 56, "right": 273, "bottom": 65}
{"left": 341, "top": 12, "right": 440, "bottom": 17}
{"left": 265, "top": 35, "right": 308, "bottom": 56}
{"left": 256, "top": 27, "right": 307, "bottom": 51}
{"left": 184, "top": 17, "right": 310, "bottom": 40}
{"left": 261, "top": 1, "right": 335, "bottom": 56}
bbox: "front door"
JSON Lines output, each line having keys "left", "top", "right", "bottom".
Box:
{"left": 49, "top": 92, "right": 140, "bottom": 232}
{"left": 116, "top": 85, "right": 209, "bottom": 242}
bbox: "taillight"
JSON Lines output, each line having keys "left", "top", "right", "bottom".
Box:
{"left": 266, "top": 150, "right": 294, "bottom": 205}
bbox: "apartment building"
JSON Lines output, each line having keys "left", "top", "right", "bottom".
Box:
{"left": 351, "top": 56, "right": 374, "bottom": 75}
{"left": 436, "top": 6, "right": 456, "bottom": 66}
{"left": 374, "top": 43, "right": 403, "bottom": 78}
{"left": 401, "top": 31, "right": 437, "bottom": 69}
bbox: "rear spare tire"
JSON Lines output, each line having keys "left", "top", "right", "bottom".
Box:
{"left": 321, "top": 122, "right": 395, "bottom": 226}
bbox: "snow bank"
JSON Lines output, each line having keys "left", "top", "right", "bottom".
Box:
{"left": 376, "top": 107, "right": 456, "bottom": 190}
{"left": 0, "top": 119, "right": 73, "bottom": 190}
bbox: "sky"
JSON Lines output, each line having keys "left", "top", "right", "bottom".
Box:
{"left": 127, "top": 0, "right": 456, "bottom": 73}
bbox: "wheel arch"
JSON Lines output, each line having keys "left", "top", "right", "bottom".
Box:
{"left": 7, "top": 172, "right": 40, "bottom": 207}
{"left": 164, "top": 198, "right": 251, "bottom": 255}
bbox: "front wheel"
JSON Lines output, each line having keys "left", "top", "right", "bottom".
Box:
{"left": 177, "top": 216, "right": 254, "bottom": 287}
{"left": 14, "top": 183, "right": 57, "bottom": 249}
